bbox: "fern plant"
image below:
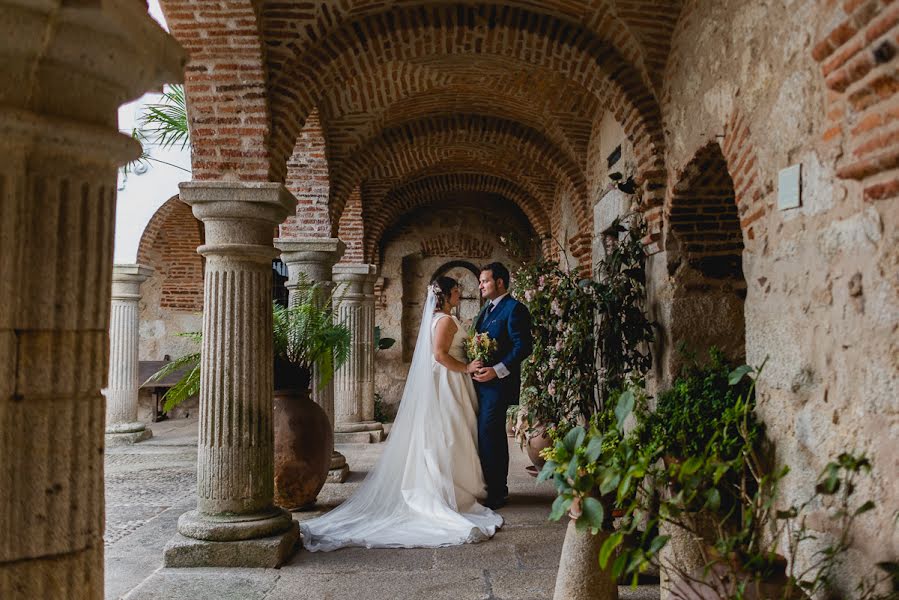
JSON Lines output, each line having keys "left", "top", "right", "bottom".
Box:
{"left": 149, "top": 280, "right": 351, "bottom": 410}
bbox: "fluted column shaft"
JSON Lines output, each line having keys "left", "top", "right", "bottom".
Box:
{"left": 276, "top": 238, "right": 350, "bottom": 479}
{"left": 175, "top": 182, "right": 297, "bottom": 544}
{"left": 104, "top": 265, "right": 153, "bottom": 439}
{"left": 0, "top": 1, "right": 184, "bottom": 597}
{"left": 333, "top": 264, "right": 380, "bottom": 433}
{"left": 275, "top": 238, "right": 345, "bottom": 424}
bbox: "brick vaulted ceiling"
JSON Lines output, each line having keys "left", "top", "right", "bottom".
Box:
{"left": 160, "top": 1, "right": 684, "bottom": 262}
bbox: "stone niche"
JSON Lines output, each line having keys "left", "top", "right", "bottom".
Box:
{"left": 374, "top": 196, "right": 537, "bottom": 415}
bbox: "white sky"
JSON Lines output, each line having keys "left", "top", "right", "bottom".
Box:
{"left": 114, "top": 0, "right": 192, "bottom": 264}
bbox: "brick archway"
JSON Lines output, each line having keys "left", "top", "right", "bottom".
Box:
{"left": 663, "top": 142, "right": 747, "bottom": 380}
{"left": 366, "top": 173, "right": 551, "bottom": 263}
{"left": 330, "top": 115, "right": 587, "bottom": 241}
{"left": 266, "top": 5, "right": 667, "bottom": 206}
{"left": 137, "top": 196, "right": 205, "bottom": 312}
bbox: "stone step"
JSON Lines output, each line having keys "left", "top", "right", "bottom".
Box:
{"left": 334, "top": 430, "right": 385, "bottom": 444}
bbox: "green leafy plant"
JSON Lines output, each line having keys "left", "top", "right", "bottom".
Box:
{"left": 538, "top": 389, "right": 664, "bottom": 571}
{"left": 150, "top": 280, "right": 350, "bottom": 409}
{"left": 603, "top": 365, "right": 896, "bottom": 599}
{"left": 121, "top": 84, "right": 191, "bottom": 178}
{"left": 639, "top": 348, "right": 759, "bottom": 462}
{"left": 139, "top": 84, "right": 190, "bottom": 150}
{"left": 516, "top": 214, "right": 653, "bottom": 431}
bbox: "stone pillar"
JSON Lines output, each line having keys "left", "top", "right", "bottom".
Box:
{"left": 0, "top": 2, "right": 184, "bottom": 597}
{"left": 332, "top": 264, "right": 384, "bottom": 443}
{"left": 163, "top": 182, "right": 299, "bottom": 568}
{"left": 104, "top": 264, "right": 154, "bottom": 445}
{"left": 276, "top": 238, "right": 351, "bottom": 482}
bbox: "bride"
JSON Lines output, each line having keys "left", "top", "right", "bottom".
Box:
{"left": 299, "top": 276, "right": 503, "bottom": 551}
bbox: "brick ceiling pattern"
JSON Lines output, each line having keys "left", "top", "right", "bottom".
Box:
{"left": 161, "top": 0, "right": 684, "bottom": 260}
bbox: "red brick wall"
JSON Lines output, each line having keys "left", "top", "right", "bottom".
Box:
{"left": 137, "top": 197, "right": 205, "bottom": 311}
{"left": 337, "top": 187, "right": 364, "bottom": 264}
{"left": 158, "top": 0, "right": 272, "bottom": 182}
{"left": 666, "top": 143, "right": 744, "bottom": 280}
{"left": 814, "top": 0, "right": 899, "bottom": 201}
{"left": 280, "top": 109, "right": 331, "bottom": 238}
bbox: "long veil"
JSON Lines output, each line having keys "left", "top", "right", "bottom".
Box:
{"left": 300, "top": 289, "right": 501, "bottom": 551}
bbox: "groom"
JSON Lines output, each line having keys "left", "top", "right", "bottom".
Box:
{"left": 472, "top": 262, "right": 533, "bottom": 509}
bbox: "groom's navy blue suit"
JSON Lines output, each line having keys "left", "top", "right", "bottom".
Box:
{"left": 474, "top": 295, "right": 533, "bottom": 504}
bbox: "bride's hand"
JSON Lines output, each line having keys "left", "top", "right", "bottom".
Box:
{"left": 467, "top": 360, "right": 483, "bottom": 373}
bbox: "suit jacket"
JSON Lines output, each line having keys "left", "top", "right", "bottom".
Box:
{"left": 474, "top": 295, "right": 533, "bottom": 404}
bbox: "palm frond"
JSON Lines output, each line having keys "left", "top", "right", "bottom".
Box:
{"left": 139, "top": 84, "right": 190, "bottom": 150}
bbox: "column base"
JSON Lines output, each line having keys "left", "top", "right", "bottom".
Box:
{"left": 334, "top": 421, "right": 384, "bottom": 444}
{"left": 105, "top": 428, "right": 152, "bottom": 446}
{"left": 177, "top": 507, "right": 294, "bottom": 542}
{"left": 163, "top": 525, "right": 299, "bottom": 568}
{"left": 327, "top": 450, "right": 349, "bottom": 483}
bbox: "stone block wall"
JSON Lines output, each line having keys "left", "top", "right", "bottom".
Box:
{"left": 647, "top": 0, "right": 898, "bottom": 589}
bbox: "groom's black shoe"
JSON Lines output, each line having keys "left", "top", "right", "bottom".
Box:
{"left": 484, "top": 496, "right": 509, "bottom": 510}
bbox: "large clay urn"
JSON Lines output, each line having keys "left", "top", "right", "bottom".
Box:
{"left": 526, "top": 424, "right": 553, "bottom": 469}
{"left": 273, "top": 362, "right": 333, "bottom": 510}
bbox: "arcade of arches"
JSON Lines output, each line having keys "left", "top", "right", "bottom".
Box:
{"left": 1, "top": 0, "right": 897, "bottom": 598}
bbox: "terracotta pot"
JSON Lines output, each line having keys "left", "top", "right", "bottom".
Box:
{"left": 273, "top": 387, "right": 333, "bottom": 511}
{"left": 525, "top": 425, "right": 553, "bottom": 470}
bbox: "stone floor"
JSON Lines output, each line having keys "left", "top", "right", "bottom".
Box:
{"left": 105, "top": 418, "right": 660, "bottom": 600}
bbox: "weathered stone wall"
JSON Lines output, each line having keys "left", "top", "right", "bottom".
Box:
{"left": 374, "top": 199, "right": 535, "bottom": 413}
{"left": 652, "top": 0, "right": 898, "bottom": 590}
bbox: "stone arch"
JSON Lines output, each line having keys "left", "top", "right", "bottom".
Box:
{"left": 158, "top": 0, "right": 274, "bottom": 182}
{"left": 267, "top": 5, "right": 666, "bottom": 202}
{"left": 137, "top": 196, "right": 205, "bottom": 312}
{"left": 662, "top": 141, "right": 746, "bottom": 381}
{"left": 365, "top": 173, "right": 551, "bottom": 262}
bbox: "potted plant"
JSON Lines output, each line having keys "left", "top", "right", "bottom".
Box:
{"left": 151, "top": 280, "right": 350, "bottom": 510}
{"left": 515, "top": 215, "right": 653, "bottom": 474}
{"left": 538, "top": 389, "right": 662, "bottom": 599}
{"left": 271, "top": 287, "right": 350, "bottom": 509}
{"left": 604, "top": 365, "right": 897, "bottom": 599}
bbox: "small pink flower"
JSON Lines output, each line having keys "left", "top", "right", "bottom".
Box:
{"left": 555, "top": 340, "right": 564, "bottom": 351}
{"left": 551, "top": 299, "right": 562, "bottom": 316}
{"left": 548, "top": 382, "right": 556, "bottom": 397}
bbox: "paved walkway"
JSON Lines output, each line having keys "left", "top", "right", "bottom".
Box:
{"left": 105, "top": 418, "right": 659, "bottom": 600}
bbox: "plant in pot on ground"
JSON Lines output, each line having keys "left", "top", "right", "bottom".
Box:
{"left": 515, "top": 215, "right": 653, "bottom": 473}
{"left": 538, "top": 388, "right": 663, "bottom": 599}
{"left": 151, "top": 279, "right": 351, "bottom": 510}
{"left": 605, "top": 364, "right": 898, "bottom": 599}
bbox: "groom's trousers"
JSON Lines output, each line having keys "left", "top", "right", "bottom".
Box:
{"left": 476, "top": 384, "right": 509, "bottom": 502}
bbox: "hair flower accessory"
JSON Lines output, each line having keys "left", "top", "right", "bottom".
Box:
{"left": 428, "top": 282, "right": 441, "bottom": 296}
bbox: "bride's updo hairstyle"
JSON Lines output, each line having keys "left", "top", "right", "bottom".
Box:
{"left": 430, "top": 276, "right": 458, "bottom": 311}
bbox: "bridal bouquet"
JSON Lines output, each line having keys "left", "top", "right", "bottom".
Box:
{"left": 464, "top": 332, "right": 498, "bottom": 363}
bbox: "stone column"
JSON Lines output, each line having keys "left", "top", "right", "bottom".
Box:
{"left": 276, "top": 238, "right": 350, "bottom": 482}
{"left": 104, "top": 264, "right": 154, "bottom": 445}
{"left": 163, "top": 182, "right": 299, "bottom": 568}
{"left": 0, "top": 2, "right": 184, "bottom": 597}
{"left": 332, "top": 264, "right": 384, "bottom": 443}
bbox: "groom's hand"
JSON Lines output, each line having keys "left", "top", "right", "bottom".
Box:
{"left": 473, "top": 367, "right": 497, "bottom": 382}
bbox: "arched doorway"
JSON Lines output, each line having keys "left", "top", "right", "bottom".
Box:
{"left": 432, "top": 260, "right": 484, "bottom": 327}
{"left": 664, "top": 143, "right": 747, "bottom": 381}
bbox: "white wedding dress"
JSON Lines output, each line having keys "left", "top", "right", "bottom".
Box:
{"left": 299, "top": 290, "right": 502, "bottom": 551}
